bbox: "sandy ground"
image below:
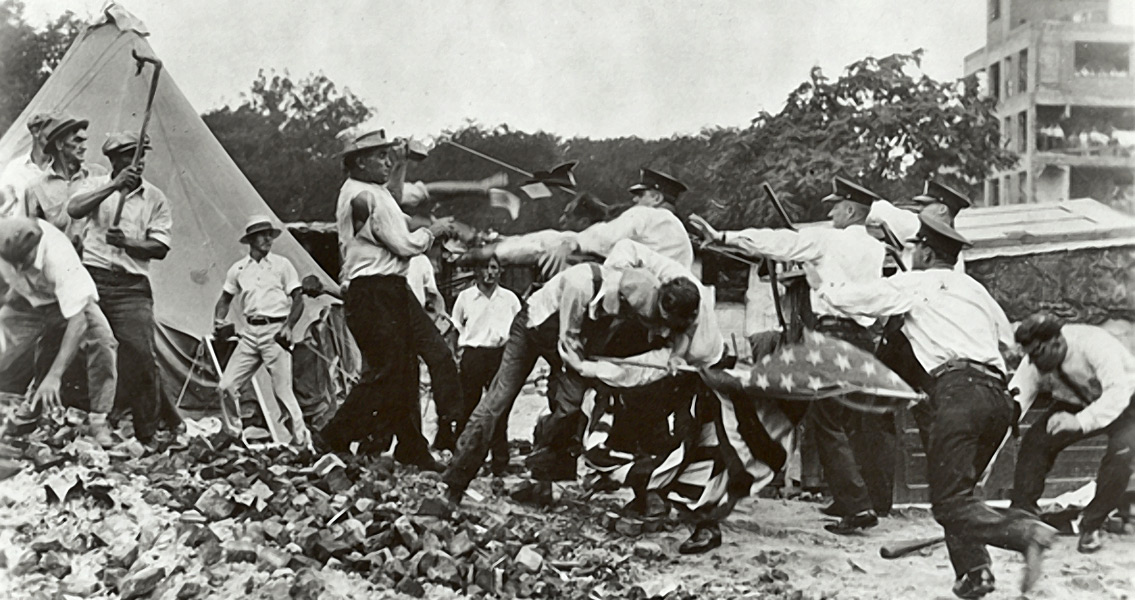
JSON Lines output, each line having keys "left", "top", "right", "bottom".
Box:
{"left": 2, "top": 378, "right": 1132, "bottom": 600}
{"left": 439, "top": 385, "right": 1135, "bottom": 600}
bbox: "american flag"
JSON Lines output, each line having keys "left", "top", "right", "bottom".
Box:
{"left": 708, "top": 329, "right": 924, "bottom": 412}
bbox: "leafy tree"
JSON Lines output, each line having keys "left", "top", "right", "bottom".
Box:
{"left": 0, "top": 0, "right": 83, "bottom": 135}
{"left": 702, "top": 50, "right": 1016, "bottom": 229}
{"left": 203, "top": 70, "right": 373, "bottom": 222}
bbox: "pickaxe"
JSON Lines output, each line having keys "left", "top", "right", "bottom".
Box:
{"left": 113, "top": 48, "right": 162, "bottom": 226}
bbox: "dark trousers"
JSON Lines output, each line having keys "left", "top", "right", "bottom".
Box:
{"left": 807, "top": 318, "right": 894, "bottom": 515}
{"left": 928, "top": 368, "right": 1039, "bottom": 577}
{"left": 320, "top": 275, "right": 432, "bottom": 464}
{"left": 90, "top": 268, "right": 180, "bottom": 440}
{"left": 458, "top": 346, "right": 508, "bottom": 470}
{"left": 443, "top": 309, "right": 585, "bottom": 494}
{"left": 1011, "top": 399, "right": 1135, "bottom": 532}
{"left": 406, "top": 299, "right": 462, "bottom": 425}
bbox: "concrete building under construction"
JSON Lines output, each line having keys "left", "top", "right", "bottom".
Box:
{"left": 964, "top": 0, "right": 1135, "bottom": 211}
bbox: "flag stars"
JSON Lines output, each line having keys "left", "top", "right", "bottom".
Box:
{"left": 861, "top": 362, "right": 877, "bottom": 376}
{"left": 761, "top": 355, "right": 772, "bottom": 366}
{"left": 807, "top": 376, "right": 824, "bottom": 390}
{"left": 835, "top": 353, "right": 851, "bottom": 371}
{"left": 779, "top": 349, "right": 796, "bottom": 365}
{"left": 806, "top": 349, "right": 823, "bottom": 365}
{"left": 755, "top": 373, "right": 770, "bottom": 389}
{"left": 780, "top": 373, "right": 795, "bottom": 391}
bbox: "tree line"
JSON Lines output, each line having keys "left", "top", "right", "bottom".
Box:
{"left": 1, "top": 0, "right": 1016, "bottom": 233}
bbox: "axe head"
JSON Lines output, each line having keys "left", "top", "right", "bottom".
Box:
{"left": 525, "top": 161, "right": 578, "bottom": 191}
{"left": 130, "top": 48, "right": 162, "bottom": 75}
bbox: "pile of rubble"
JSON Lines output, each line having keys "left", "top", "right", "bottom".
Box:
{"left": 0, "top": 412, "right": 808, "bottom": 599}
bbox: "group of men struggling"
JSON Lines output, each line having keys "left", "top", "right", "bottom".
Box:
{"left": 3, "top": 116, "right": 1134, "bottom": 600}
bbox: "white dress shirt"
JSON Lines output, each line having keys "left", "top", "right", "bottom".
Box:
{"left": 222, "top": 253, "right": 301, "bottom": 319}
{"left": 0, "top": 154, "right": 46, "bottom": 219}
{"left": 452, "top": 283, "right": 522, "bottom": 348}
{"left": 576, "top": 205, "right": 693, "bottom": 268}
{"left": 723, "top": 224, "right": 885, "bottom": 327}
{"left": 0, "top": 219, "right": 98, "bottom": 319}
{"left": 73, "top": 177, "right": 173, "bottom": 277}
{"left": 1008, "top": 324, "right": 1135, "bottom": 432}
{"left": 818, "top": 268, "right": 1013, "bottom": 375}
{"left": 336, "top": 178, "right": 432, "bottom": 283}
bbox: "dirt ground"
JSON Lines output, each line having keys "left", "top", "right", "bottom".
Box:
{"left": 1, "top": 382, "right": 1132, "bottom": 600}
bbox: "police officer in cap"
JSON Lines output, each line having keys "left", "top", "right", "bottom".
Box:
{"left": 816, "top": 215, "right": 1056, "bottom": 599}
{"left": 540, "top": 168, "right": 693, "bottom": 276}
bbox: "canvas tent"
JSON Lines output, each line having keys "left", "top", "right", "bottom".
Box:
{"left": 0, "top": 5, "right": 356, "bottom": 433}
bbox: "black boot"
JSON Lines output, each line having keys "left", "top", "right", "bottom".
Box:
{"left": 951, "top": 566, "right": 995, "bottom": 599}
{"left": 1077, "top": 527, "right": 1102, "bottom": 554}
{"left": 824, "top": 509, "right": 879, "bottom": 535}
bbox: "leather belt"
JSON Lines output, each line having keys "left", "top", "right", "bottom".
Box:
{"left": 815, "top": 315, "right": 865, "bottom": 330}
{"left": 246, "top": 316, "right": 287, "bottom": 326}
{"left": 929, "top": 358, "right": 1004, "bottom": 382}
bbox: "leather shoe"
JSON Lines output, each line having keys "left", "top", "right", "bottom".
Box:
{"left": 1077, "top": 527, "right": 1102, "bottom": 554}
{"left": 1021, "top": 522, "right": 1057, "bottom": 594}
{"left": 951, "top": 566, "right": 995, "bottom": 599}
{"left": 824, "top": 510, "right": 879, "bottom": 535}
{"left": 678, "top": 524, "right": 722, "bottom": 554}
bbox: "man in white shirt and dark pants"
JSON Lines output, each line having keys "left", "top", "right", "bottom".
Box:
{"left": 451, "top": 254, "right": 521, "bottom": 473}
{"left": 213, "top": 216, "right": 311, "bottom": 447}
{"left": 817, "top": 215, "right": 1056, "bottom": 599}
{"left": 1009, "top": 313, "right": 1135, "bottom": 555}
{"left": 317, "top": 127, "right": 448, "bottom": 470}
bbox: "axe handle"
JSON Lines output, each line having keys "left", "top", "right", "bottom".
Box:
{"left": 762, "top": 183, "right": 797, "bottom": 232}
{"left": 114, "top": 53, "right": 163, "bottom": 227}
{"left": 879, "top": 535, "right": 945, "bottom": 559}
{"left": 441, "top": 139, "right": 534, "bottom": 178}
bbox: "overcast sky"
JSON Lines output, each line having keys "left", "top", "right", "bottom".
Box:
{"left": 29, "top": 0, "right": 991, "bottom": 139}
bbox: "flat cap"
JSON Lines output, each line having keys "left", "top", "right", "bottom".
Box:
{"left": 102, "top": 131, "right": 151, "bottom": 156}
{"left": 525, "top": 161, "right": 578, "bottom": 191}
{"left": 42, "top": 114, "right": 89, "bottom": 146}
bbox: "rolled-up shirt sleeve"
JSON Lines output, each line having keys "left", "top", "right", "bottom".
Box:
{"left": 41, "top": 231, "right": 98, "bottom": 318}
{"left": 556, "top": 281, "right": 592, "bottom": 372}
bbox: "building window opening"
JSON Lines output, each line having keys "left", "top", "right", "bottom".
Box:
{"left": 1043, "top": 105, "right": 1135, "bottom": 155}
{"left": 1074, "top": 42, "right": 1131, "bottom": 77}
{"left": 989, "top": 0, "right": 1000, "bottom": 22}
{"left": 1019, "top": 110, "right": 1029, "bottom": 152}
{"left": 1018, "top": 49, "right": 1028, "bottom": 92}
{"left": 989, "top": 61, "right": 1001, "bottom": 101}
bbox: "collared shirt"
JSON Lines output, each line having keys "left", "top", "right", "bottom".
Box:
{"left": 406, "top": 254, "right": 441, "bottom": 307}
{"left": 0, "top": 154, "right": 47, "bottom": 219}
{"left": 452, "top": 283, "right": 522, "bottom": 348}
{"left": 1009, "top": 324, "right": 1135, "bottom": 432}
{"left": 25, "top": 163, "right": 107, "bottom": 243}
{"left": 222, "top": 253, "right": 301, "bottom": 319}
{"left": 336, "top": 178, "right": 432, "bottom": 283}
{"left": 576, "top": 205, "right": 694, "bottom": 268}
{"left": 0, "top": 219, "right": 98, "bottom": 318}
{"left": 818, "top": 268, "right": 1013, "bottom": 375}
{"left": 72, "top": 176, "right": 172, "bottom": 277}
{"left": 723, "top": 224, "right": 885, "bottom": 327}
{"left": 868, "top": 199, "right": 966, "bottom": 272}
{"left": 603, "top": 239, "right": 724, "bottom": 375}
{"left": 493, "top": 229, "right": 578, "bottom": 265}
